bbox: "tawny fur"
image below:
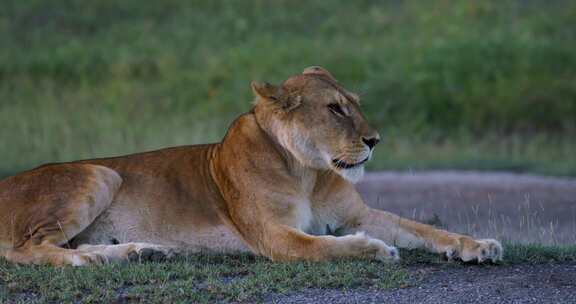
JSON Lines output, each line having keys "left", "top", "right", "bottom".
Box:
{"left": 0, "top": 66, "right": 502, "bottom": 266}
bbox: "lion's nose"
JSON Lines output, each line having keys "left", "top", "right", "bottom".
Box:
{"left": 362, "top": 136, "right": 380, "bottom": 149}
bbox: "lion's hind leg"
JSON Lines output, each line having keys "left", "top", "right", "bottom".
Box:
{"left": 5, "top": 243, "right": 175, "bottom": 266}
{"left": 0, "top": 164, "right": 122, "bottom": 266}
{"left": 77, "top": 243, "right": 176, "bottom": 263}
{"left": 5, "top": 243, "right": 108, "bottom": 266}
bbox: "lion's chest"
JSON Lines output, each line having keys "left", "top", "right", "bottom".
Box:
{"left": 291, "top": 198, "right": 314, "bottom": 232}
{"left": 287, "top": 171, "right": 318, "bottom": 232}
{"left": 290, "top": 199, "right": 342, "bottom": 236}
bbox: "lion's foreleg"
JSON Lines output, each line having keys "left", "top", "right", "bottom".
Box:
{"left": 351, "top": 208, "right": 503, "bottom": 262}
{"left": 254, "top": 224, "right": 398, "bottom": 262}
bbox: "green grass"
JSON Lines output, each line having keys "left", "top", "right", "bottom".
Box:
{"left": 1, "top": 244, "right": 575, "bottom": 303}
{"left": 0, "top": 253, "right": 409, "bottom": 303}
{"left": 368, "top": 133, "right": 576, "bottom": 176}
{"left": 1, "top": 0, "right": 575, "bottom": 177}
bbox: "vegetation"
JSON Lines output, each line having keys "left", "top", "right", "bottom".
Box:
{"left": 1, "top": 0, "right": 575, "bottom": 177}
{"left": 1, "top": 243, "right": 575, "bottom": 303}
{"left": 0, "top": 253, "right": 407, "bottom": 303}
{"left": 1, "top": 2, "right": 574, "bottom": 302}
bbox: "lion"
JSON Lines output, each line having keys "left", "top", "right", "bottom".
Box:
{"left": 0, "top": 66, "right": 502, "bottom": 266}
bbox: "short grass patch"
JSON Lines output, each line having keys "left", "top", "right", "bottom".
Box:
{"left": 1, "top": 243, "right": 575, "bottom": 303}
{"left": 368, "top": 134, "right": 576, "bottom": 177}
{"left": 0, "top": 253, "right": 408, "bottom": 303}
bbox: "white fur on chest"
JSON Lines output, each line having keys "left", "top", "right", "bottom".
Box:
{"left": 290, "top": 169, "right": 317, "bottom": 232}
{"left": 308, "top": 210, "right": 342, "bottom": 236}
{"left": 292, "top": 198, "right": 314, "bottom": 231}
{"left": 292, "top": 199, "right": 343, "bottom": 236}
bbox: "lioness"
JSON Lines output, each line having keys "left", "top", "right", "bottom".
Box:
{"left": 0, "top": 67, "right": 502, "bottom": 266}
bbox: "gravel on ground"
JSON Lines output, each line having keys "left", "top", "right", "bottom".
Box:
{"left": 267, "top": 263, "right": 576, "bottom": 304}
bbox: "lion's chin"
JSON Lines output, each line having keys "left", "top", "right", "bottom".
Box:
{"left": 334, "top": 165, "right": 365, "bottom": 184}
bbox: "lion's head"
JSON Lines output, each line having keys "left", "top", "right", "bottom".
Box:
{"left": 252, "top": 66, "right": 380, "bottom": 183}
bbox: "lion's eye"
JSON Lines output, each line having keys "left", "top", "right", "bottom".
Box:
{"left": 327, "top": 103, "right": 345, "bottom": 116}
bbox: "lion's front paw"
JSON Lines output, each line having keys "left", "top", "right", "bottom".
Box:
{"left": 368, "top": 238, "right": 400, "bottom": 262}
{"left": 341, "top": 232, "right": 399, "bottom": 262}
{"left": 444, "top": 237, "right": 503, "bottom": 263}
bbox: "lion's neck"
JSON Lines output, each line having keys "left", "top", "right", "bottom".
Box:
{"left": 253, "top": 109, "right": 311, "bottom": 176}
{"left": 210, "top": 111, "right": 320, "bottom": 202}
{"left": 255, "top": 106, "right": 328, "bottom": 171}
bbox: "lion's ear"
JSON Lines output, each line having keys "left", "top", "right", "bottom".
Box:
{"left": 251, "top": 81, "right": 301, "bottom": 111}
{"left": 251, "top": 81, "right": 280, "bottom": 101}
{"left": 302, "top": 66, "right": 337, "bottom": 82}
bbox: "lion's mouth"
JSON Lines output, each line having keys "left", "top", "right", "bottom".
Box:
{"left": 332, "top": 157, "right": 369, "bottom": 169}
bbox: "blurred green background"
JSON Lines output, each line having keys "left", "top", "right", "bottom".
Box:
{"left": 1, "top": 0, "right": 575, "bottom": 177}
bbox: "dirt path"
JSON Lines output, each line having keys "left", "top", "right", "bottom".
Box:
{"left": 267, "top": 263, "right": 576, "bottom": 304}
{"left": 357, "top": 171, "right": 576, "bottom": 244}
